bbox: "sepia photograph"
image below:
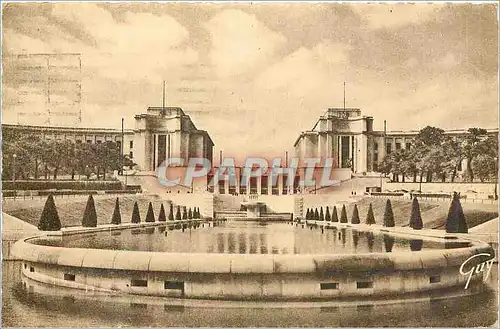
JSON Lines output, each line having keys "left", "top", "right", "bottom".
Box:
{"left": 1, "top": 1, "right": 499, "bottom": 327}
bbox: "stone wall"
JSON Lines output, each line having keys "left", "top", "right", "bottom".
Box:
{"left": 385, "top": 182, "right": 497, "bottom": 197}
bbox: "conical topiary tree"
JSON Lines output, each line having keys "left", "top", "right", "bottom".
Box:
{"left": 145, "top": 202, "right": 155, "bottom": 222}
{"left": 320, "top": 207, "right": 325, "bottom": 221}
{"left": 111, "top": 197, "right": 121, "bottom": 225}
{"left": 38, "top": 194, "right": 61, "bottom": 231}
{"left": 82, "top": 195, "right": 98, "bottom": 227}
{"left": 340, "top": 205, "right": 348, "bottom": 223}
{"left": 305, "top": 208, "right": 310, "bottom": 220}
{"left": 332, "top": 206, "right": 338, "bottom": 222}
{"left": 383, "top": 199, "right": 395, "bottom": 227}
{"left": 169, "top": 203, "right": 174, "bottom": 221}
{"left": 131, "top": 201, "right": 141, "bottom": 223}
{"left": 409, "top": 197, "right": 423, "bottom": 230}
{"left": 366, "top": 203, "right": 376, "bottom": 225}
{"left": 446, "top": 192, "right": 468, "bottom": 233}
{"left": 188, "top": 208, "right": 193, "bottom": 219}
{"left": 325, "top": 206, "right": 331, "bottom": 221}
{"left": 197, "top": 207, "right": 202, "bottom": 219}
{"left": 175, "top": 205, "right": 182, "bottom": 220}
{"left": 314, "top": 208, "right": 319, "bottom": 221}
{"left": 182, "top": 207, "right": 188, "bottom": 220}
{"left": 193, "top": 207, "right": 198, "bottom": 219}
{"left": 158, "top": 203, "right": 166, "bottom": 222}
{"left": 351, "top": 204, "right": 360, "bottom": 224}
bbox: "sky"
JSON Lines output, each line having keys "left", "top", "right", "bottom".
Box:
{"left": 2, "top": 2, "right": 498, "bottom": 159}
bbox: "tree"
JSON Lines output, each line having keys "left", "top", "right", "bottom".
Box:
{"left": 446, "top": 192, "right": 468, "bottom": 233}
{"left": 314, "top": 208, "right": 319, "bottom": 221}
{"left": 82, "top": 195, "right": 98, "bottom": 227}
{"left": 188, "top": 208, "right": 193, "bottom": 219}
{"left": 332, "top": 206, "right": 338, "bottom": 222}
{"left": 351, "top": 204, "right": 360, "bottom": 224}
{"left": 366, "top": 203, "right": 376, "bottom": 225}
{"left": 145, "top": 202, "right": 155, "bottom": 222}
{"left": 111, "top": 197, "right": 121, "bottom": 225}
{"left": 38, "top": 194, "right": 61, "bottom": 231}
{"left": 463, "top": 128, "right": 488, "bottom": 182}
{"left": 305, "top": 208, "right": 310, "bottom": 220}
{"left": 325, "top": 206, "right": 331, "bottom": 221}
{"left": 175, "top": 205, "right": 182, "bottom": 220}
{"left": 158, "top": 204, "right": 166, "bottom": 221}
{"left": 383, "top": 199, "right": 395, "bottom": 227}
{"left": 319, "top": 207, "right": 324, "bottom": 221}
{"left": 182, "top": 207, "right": 188, "bottom": 220}
{"left": 131, "top": 202, "right": 141, "bottom": 223}
{"left": 196, "top": 207, "right": 201, "bottom": 219}
{"left": 340, "top": 205, "right": 348, "bottom": 223}
{"left": 169, "top": 203, "right": 175, "bottom": 221}
{"left": 409, "top": 197, "right": 423, "bottom": 230}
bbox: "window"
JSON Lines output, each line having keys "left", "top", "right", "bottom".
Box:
{"left": 116, "top": 141, "right": 121, "bottom": 149}
{"left": 320, "top": 282, "right": 339, "bottom": 290}
{"left": 64, "top": 273, "right": 76, "bottom": 281}
{"left": 429, "top": 275, "right": 441, "bottom": 284}
{"left": 458, "top": 160, "right": 463, "bottom": 171}
{"left": 129, "top": 141, "right": 133, "bottom": 149}
{"left": 164, "top": 281, "right": 184, "bottom": 290}
{"left": 96, "top": 140, "right": 102, "bottom": 144}
{"left": 129, "top": 151, "right": 133, "bottom": 159}
{"left": 29, "top": 266, "right": 35, "bottom": 273}
{"left": 374, "top": 142, "right": 378, "bottom": 151}
{"left": 131, "top": 279, "right": 148, "bottom": 287}
{"left": 395, "top": 143, "right": 401, "bottom": 150}
{"left": 76, "top": 139, "right": 82, "bottom": 144}
{"left": 406, "top": 143, "right": 411, "bottom": 150}
{"left": 24, "top": 264, "right": 27, "bottom": 269}
{"left": 356, "top": 281, "right": 373, "bottom": 289}
{"left": 373, "top": 154, "right": 378, "bottom": 162}
{"left": 87, "top": 140, "right": 92, "bottom": 143}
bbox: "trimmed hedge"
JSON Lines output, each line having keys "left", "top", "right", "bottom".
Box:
{"left": 371, "top": 192, "right": 404, "bottom": 197}
{"left": 3, "top": 180, "right": 121, "bottom": 191}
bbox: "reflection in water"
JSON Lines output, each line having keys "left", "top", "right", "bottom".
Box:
{"left": 352, "top": 231, "right": 359, "bottom": 249}
{"left": 366, "top": 232, "right": 374, "bottom": 252}
{"left": 32, "top": 222, "right": 471, "bottom": 255}
{"left": 2, "top": 261, "right": 498, "bottom": 328}
{"left": 410, "top": 239, "right": 423, "bottom": 251}
{"left": 384, "top": 235, "right": 395, "bottom": 253}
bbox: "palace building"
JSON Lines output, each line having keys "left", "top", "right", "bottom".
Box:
{"left": 2, "top": 106, "right": 214, "bottom": 172}
{"left": 294, "top": 107, "right": 498, "bottom": 175}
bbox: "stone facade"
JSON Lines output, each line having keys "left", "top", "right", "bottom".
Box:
{"left": 294, "top": 107, "right": 499, "bottom": 175}
{"left": 2, "top": 106, "right": 214, "bottom": 172}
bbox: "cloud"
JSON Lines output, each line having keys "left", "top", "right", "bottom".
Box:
{"left": 351, "top": 3, "right": 440, "bottom": 29}
{"left": 204, "top": 9, "right": 286, "bottom": 78}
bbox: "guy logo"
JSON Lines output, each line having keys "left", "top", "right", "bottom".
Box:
{"left": 459, "top": 253, "right": 494, "bottom": 290}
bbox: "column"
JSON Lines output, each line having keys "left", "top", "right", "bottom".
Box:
{"left": 257, "top": 175, "right": 262, "bottom": 195}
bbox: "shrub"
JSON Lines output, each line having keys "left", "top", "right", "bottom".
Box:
{"left": 182, "top": 207, "right": 188, "bottom": 220}
{"left": 351, "top": 204, "right": 360, "bottom": 224}
{"left": 340, "top": 205, "right": 348, "bottom": 223}
{"left": 82, "top": 195, "right": 97, "bottom": 227}
{"left": 158, "top": 204, "right": 166, "bottom": 222}
{"left": 169, "top": 203, "right": 174, "bottom": 221}
{"left": 145, "top": 202, "right": 155, "bottom": 222}
{"left": 383, "top": 199, "right": 395, "bottom": 227}
{"left": 325, "top": 207, "right": 331, "bottom": 221}
{"left": 319, "top": 207, "right": 324, "bottom": 221}
{"left": 409, "top": 197, "right": 423, "bottom": 230}
{"left": 131, "top": 201, "right": 141, "bottom": 223}
{"left": 366, "top": 203, "right": 376, "bottom": 225}
{"left": 188, "top": 208, "right": 193, "bottom": 219}
{"left": 331, "top": 206, "right": 338, "bottom": 222}
{"left": 38, "top": 194, "right": 61, "bottom": 231}
{"left": 314, "top": 208, "right": 319, "bottom": 221}
{"left": 446, "top": 192, "right": 468, "bottom": 233}
{"left": 111, "top": 197, "right": 121, "bottom": 225}
{"left": 305, "top": 208, "right": 310, "bottom": 220}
